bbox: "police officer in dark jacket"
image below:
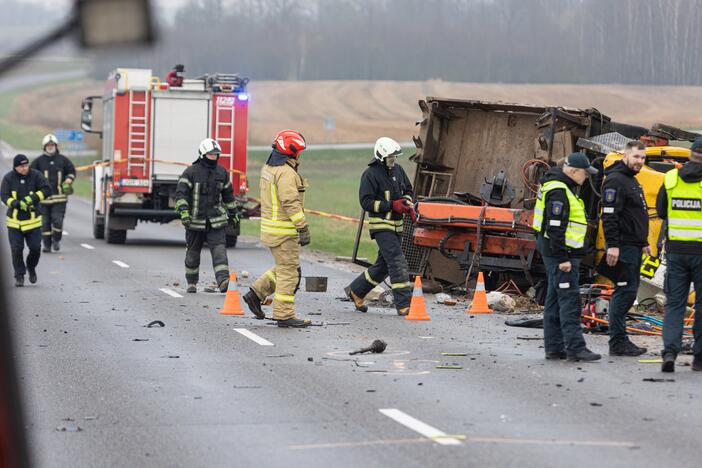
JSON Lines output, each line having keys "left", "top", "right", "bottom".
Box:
{"left": 175, "top": 138, "right": 238, "bottom": 294}
{"left": 656, "top": 137, "right": 702, "bottom": 372}
{"left": 601, "top": 140, "right": 650, "bottom": 356}
{"left": 30, "top": 134, "right": 76, "bottom": 252}
{"left": 345, "top": 137, "right": 415, "bottom": 316}
{"left": 533, "top": 153, "right": 601, "bottom": 362}
{"left": 1, "top": 154, "right": 51, "bottom": 286}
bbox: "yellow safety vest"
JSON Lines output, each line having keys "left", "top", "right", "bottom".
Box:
{"left": 532, "top": 180, "right": 587, "bottom": 249}
{"left": 664, "top": 168, "right": 702, "bottom": 242}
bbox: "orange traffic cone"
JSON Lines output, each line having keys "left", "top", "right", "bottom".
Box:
{"left": 220, "top": 272, "right": 244, "bottom": 316}
{"left": 406, "top": 276, "right": 431, "bottom": 321}
{"left": 467, "top": 271, "right": 493, "bottom": 314}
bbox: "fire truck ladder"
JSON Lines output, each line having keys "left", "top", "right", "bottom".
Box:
{"left": 214, "top": 104, "right": 234, "bottom": 163}
{"left": 127, "top": 90, "right": 148, "bottom": 177}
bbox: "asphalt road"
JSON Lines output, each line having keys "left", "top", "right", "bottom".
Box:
{"left": 2, "top": 160, "right": 701, "bottom": 468}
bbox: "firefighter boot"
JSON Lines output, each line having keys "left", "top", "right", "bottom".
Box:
{"left": 218, "top": 277, "right": 229, "bottom": 293}
{"left": 186, "top": 284, "right": 197, "bottom": 294}
{"left": 344, "top": 286, "right": 368, "bottom": 313}
{"left": 28, "top": 268, "right": 37, "bottom": 284}
{"left": 396, "top": 306, "right": 410, "bottom": 316}
{"left": 15, "top": 276, "right": 24, "bottom": 287}
{"left": 53, "top": 240, "right": 61, "bottom": 252}
{"left": 243, "top": 289, "right": 265, "bottom": 319}
{"left": 277, "top": 317, "right": 311, "bottom": 328}
{"left": 42, "top": 243, "right": 51, "bottom": 253}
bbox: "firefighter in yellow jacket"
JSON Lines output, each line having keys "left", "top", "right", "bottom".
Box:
{"left": 243, "top": 130, "right": 311, "bottom": 328}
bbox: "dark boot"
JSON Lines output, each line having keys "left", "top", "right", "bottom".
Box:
{"left": 218, "top": 277, "right": 229, "bottom": 293}
{"left": 243, "top": 290, "right": 265, "bottom": 319}
{"left": 344, "top": 286, "right": 368, "bottom": 313}
{"left": 396, "top": 306, "right": 409, "bottom": 316}
{"left": 661, "top": 352, "right": 676, "bottom": 373}
{"left": 186, "top": 284, "right": 197, "bottom": 294}
{"left": 15, "top": 276, "right": 24, "bottom": 287}
{"left": 28, "top": 268, "right": 37, "bottom": 284}
{"left": 567, "top": 348, "right": 601, "bottom": 362}
{"left": 42, "top": 244, "right": 51, "bottom": 253}
{"left": 692, "top": 355, "right": 702, "bottom": 372}
{"left": 52, "top": 240, "right": 61, "bottom": 252}
{"left": 609, "top": 339, "right": 647, "bottom": 356}
{"left": 545, "top": 351, "right": 567, "bottom": 360}
{"left": 277, "top": 317, "right": 311, "bottom": 328}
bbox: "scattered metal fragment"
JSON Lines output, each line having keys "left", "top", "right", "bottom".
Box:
{"left": 350, "top": 340, "right": 387, "bottom": 355}
{"left": 265, "top": 354, "right": 294, "bottom": 358}
{"left": 326, "top": 322, "right": 351, "bottom": 326}
{"left": 436, "top": 365, "right": 463, "bottom": 369}
{"left": 56, "top": 425, "right": 82, "bottom": 432}
{"left": 132, "top": 338, "right": 149, "bottom": 342}
{"left": 83, "top": 416, "right": 98, "bottom": 421}
{"left": 589, "top": 402, "right": 603, "bottom": 407}
{"left": 308, "top": 312, "right": 322, "bottom": 316}
{"left": 642, "top": 378, "right": 675, "bottom": 382}
{"left": 441, "top": 352, "right": 467, "bottom": 356}
{"left": 516, "top": 336, "right": 543, "bottom": 341}
{"left": 146, "top": 320, "right": 165, "bottom": 328}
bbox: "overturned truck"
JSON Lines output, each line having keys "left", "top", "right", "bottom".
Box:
{"left": 392, "top": 98, "right": 697, "bottom": 293}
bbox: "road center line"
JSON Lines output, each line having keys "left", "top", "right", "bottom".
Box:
{"left": 159, "top": 288, "right": 183, "bottom": 298}
{"left": 379, "top": 408, "right": 462, "bottom": 446}
{"left": 234, "top": 328, "right": 274, "bottom": 346}
{"left": 80, "top": 243, "right": 95, "bottom": 250}
{"left": 112, "top": 260, "right": 130, "bottom": 268}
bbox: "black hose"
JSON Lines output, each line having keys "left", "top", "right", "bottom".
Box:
{"left": 420, "top": 197, "right": 470, "bottom": 205}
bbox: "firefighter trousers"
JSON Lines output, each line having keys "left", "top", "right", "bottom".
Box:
{"left": 348, "top": 231, "right": 412, "bottom": 309}
{"left": 7, "top": 227, "right": 41, "bottom": 279}
{"left": 251, "top": 236, "right": 301, "bottom": 321}
{"left": 39, "top": 202, "right": 66, "bottom": 247}
{"left": 184, "top": 226, "right": 229, "bottom": 285}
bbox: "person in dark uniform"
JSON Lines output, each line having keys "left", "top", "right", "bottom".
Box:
{"left": 601, "top": 140, "right": 650, "bottom": 356}
{"left": 344, "top": 137, "right": 415, "bottom": 316}
{"left": 533, "top": 152, "right": 601, "bottom": 362}
{"left": 30, "top": 133, "right": 76, "bottom": 252}
{"left": 174, "top": 138, "right": 238, "bottom": 294}
{"left": 1, "top": 154, "right": 51, "bottom": 286}
{"left": 656, "top": 137, "right": 702, "bottom": 373}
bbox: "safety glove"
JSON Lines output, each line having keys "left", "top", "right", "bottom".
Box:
{"left": 18, "top": 200, "right": 29, "bottom": 211}
{"left": 180, "top": 210, "right": 192, "bottom": 228}
{"left": 391, "top": 199, "right": 408, "bottom": 214}
{"left": 22, "top": 195, "right": 34, "bottom": 211}
{"left": 61, "top": 181, "right": 74, "bottom": 195}
{"left": 406, "top": 205, "right": 417, "bottom": 223}
{"left": 297, "top": 225, "right": 311, "bottom": 246}
{"left": 228, "top": 210, "right": 241, "bottom": 225}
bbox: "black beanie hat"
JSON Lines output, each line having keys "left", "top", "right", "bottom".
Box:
{"left": 13, "top": 154, "right": 29, "bottom": 167}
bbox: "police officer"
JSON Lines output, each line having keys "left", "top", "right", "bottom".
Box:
{"left": 344, "top": 137, "right": 415, "bottom": 316}
{"left": 601, "top": 140, "right": 650, "bottom": 356}
{"left": 533, "top": 152, "right": 601, "bottom": 362}
{"left": 175, "top": 138, "right": 238, "bottom": 294}
{"left": 242, "top": 130, "right": 311, "bottom": 328}
{"left": 30, "top": 134, "right": 76, "bottom": 252}
{"left": 1, "top": 154, "right": 50, "bottom": 286}
{"left": 656, "top": 137, "right": 702, "bottom": 373}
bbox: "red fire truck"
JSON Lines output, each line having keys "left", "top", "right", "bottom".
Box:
{"left": 80, "top": 67, "right": 251, "bottom": 246}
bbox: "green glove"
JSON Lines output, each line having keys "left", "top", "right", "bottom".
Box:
{"left": 18, "top": 200, "right": 29, "bottom": 211}
{"left": 180, "top": 210, "right": 192, "bottom": 228}
{"left": 62, "top": 182, "right": 74, "bottom": 195}
{"left": 228, "top": 211, "right": 241, "bottom": 225}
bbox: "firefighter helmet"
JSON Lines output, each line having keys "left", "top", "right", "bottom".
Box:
{"left": 42, "top": 133, "right": 59, "bottom": 150}
{"left": 273, "top": 130, "right": 306, "bottom": 157}
{"left": 374, "top": 137, "right": 402, "bottom": 162}
{"left": 198, "top": 138, "right": 222, "bottom": 157}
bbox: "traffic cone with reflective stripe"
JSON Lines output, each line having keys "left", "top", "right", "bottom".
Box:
{"left": 467, "top": 272, "right": 492, "bottom": 314}
{"left": 406, "top": 276, "right": 430, "bottom": 321}
{"left": 220, "top": 272, "right": 244, "bottom": 316}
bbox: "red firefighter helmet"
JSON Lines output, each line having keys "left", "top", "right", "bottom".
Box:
{"left": 273, "top": 130, "right": 306, "bottom": 157}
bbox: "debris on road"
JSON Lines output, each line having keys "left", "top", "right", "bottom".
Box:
{"left": 265, "top": 354, "right": 294, "bottom": 358}
{"left": 643, "top": 378, "right": 675, "bottom": 383}
{"left": 56, "top": 425, "right": 82, "bottom": 432}
{"left": 349, "top": 339, "right": 387, "bottom": 355}
{"left": 436, "top": 365, "right": 463, "bottom": 370}
{"left": 486, "top": 291, "right": 516, "bottom": 312}
{"left": 132, "top": 338, "right": 149, "bottom": 342}
{"left": 146, "top": 320, "right": 165, "bottom": 328}
{"left": 435, "top": 293, "right": 457, "bottom": 306}
{"left": 505, "top": 316, "right": 543, "bottom": 328}
{"left": 241, "top": 270, "right": 250, "bottom": 278}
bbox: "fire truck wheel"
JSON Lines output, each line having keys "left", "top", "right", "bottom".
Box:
{"left": 107, "top": 228, "right": 127, "bottom": 244}
{"left": 226, "top": 235, "right": 238, "bottom": 248}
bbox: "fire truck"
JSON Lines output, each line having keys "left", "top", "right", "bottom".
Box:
{"left": 80, "top": 67, "right": 251, "bottom": 246}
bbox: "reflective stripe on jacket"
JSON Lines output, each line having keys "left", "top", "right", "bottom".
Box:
{"left": 259, "top": 160, "right": 307, "bottom": 246}
{"left": 1, "top": 169, "right": 50, "bottom": 232}
{"left": 664, "top": 168, "right": 702, "bottom": 242}
{"left": 533, "top": 180, "right": 587, "bottom": 248}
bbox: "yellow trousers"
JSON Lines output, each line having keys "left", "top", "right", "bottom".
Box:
{"left": 251, "top": 236, "right": 301, "bottom": 320}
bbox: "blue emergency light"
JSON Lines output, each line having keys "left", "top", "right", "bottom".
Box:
{"left": 237, "top": 93, "right": 249, "bottom": 102}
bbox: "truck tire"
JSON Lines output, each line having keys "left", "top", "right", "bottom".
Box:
{"left": 106, "top": 228, "right": 127, "bottom": 244}
{"left": 226, "top": 235, "right": 238, "bottom": 248}
{"left": 93, "top": 220, "right": 105, "bottom": 239}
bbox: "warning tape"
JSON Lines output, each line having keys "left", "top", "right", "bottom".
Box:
{"left": 74, "top": 158, "right": 246, "bottom": 176}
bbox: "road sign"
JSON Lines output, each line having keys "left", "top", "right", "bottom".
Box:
{"left": 54, "top": 129, "right": 84, "bottom": 143}
{"left": 323, "top": 117, "right": 336, "bottom": 130}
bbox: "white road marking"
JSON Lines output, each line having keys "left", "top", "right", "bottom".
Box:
{"left": 62, "top": 230, "right": 69, "bottom": 236}
{"left": 80, "top": 243, "right": 95, "bottom": 250}
{"left": 159, "top": 288, "right": 183, "bottom": 298}
{"left": 234, "top": 328, "right": 274, "bottom": 346}
{"left": 112, "top": 260, "right": 130, "bottom": 268}
{"left": 379, "top": 408, "right": 462, "bottom": 446}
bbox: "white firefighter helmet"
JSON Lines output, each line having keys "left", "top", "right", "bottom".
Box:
{"left": 42, "top": 133, "right": 59, "bottom": 149}
{"left": 198, "top": 138, "right": 222, "bottom": 157}
{"left": 374, "top": 137, "right": 402, "bottom": 162}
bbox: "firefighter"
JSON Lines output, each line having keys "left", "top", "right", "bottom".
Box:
{"left": 166, "top": 64, "right": 185, "bottom": 87}
{"left": 1, "top": 154, "right": 50, "bottom": 287}
{"left": 242, "top": 130, "right": 311, "bottom": 328}
{"left": 601, "top": 140, "right": 650, "bottom": 356}
{"left": 175, "top": 138, "right": 238, "bottom": 294}
{"left": 533, "top": 152, "right": 601, "bottom": 362}
{"left": 30, "top": 134, "right": 76, "bottom": 252}
{"left": 343, "top": 137, "right": 415, "bottom": 316}
{"left": 656, "top": 137, "right": 702, "bottom": 373}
